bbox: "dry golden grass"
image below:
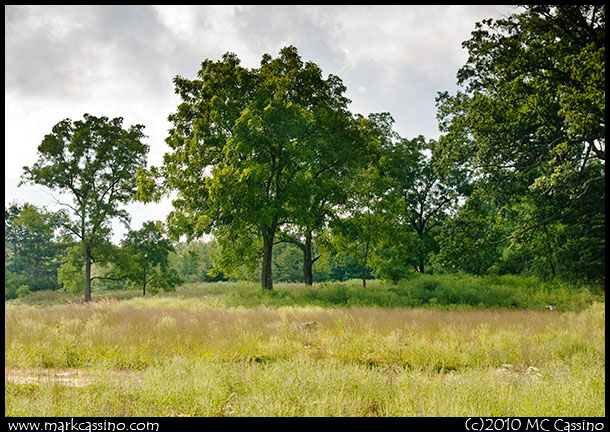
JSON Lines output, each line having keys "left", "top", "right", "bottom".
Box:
{"left": 4, "top": 293, "right": 604, "bottom": 417}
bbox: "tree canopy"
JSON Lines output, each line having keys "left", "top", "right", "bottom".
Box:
{"left": 10, "top": 7, "right": 605, "bottom": 297}
{"left": 22, "top": 114, "right": 149, "bottom": 301}
{"left": 435, "top": 5, "right": 605, "bottom": 284}
{"left": 138, "top": 46, "right": 365, "bottom": 290}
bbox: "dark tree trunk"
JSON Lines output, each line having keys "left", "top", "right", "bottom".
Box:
{"left": 84, "top": 245, "right": 92, "bottom": 302}
{"left": 261, "top": 231, "right": 274, "bottom": 291}
{"left": 303, "top": 232, "right": 314, "bottom": 286}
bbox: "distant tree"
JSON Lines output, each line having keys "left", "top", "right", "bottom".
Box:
{"left": 4, "top": 202, "right": 69, "bottom": 298}
{"left": 271, "top": 242, "right": 303, "bottom": 283}
{"left": 326, "top": 162, "right": 389, "bottom": 288}
{"left": 324, "top": 113, "right": 399, "bottom": 287}
{"left": 21, "top": 114, "right": 149, "bottom": 301}
{"left": 169, "top": 240, "right": 227, "bottom": 283}
{"left": 382, "top": 136, "right": 465, "bottom": 274}
{"left": 178, "top": 247, "right": 201, "bottom": 281}
{"left": 111, "top": 221, "right": 181, "bottom": 296}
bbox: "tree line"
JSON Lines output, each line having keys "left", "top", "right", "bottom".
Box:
{"left": 7, "top": 5, "right": 604, "bottom": 300}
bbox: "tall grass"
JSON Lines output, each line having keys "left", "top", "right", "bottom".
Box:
{"left": 5, "top": 275, "right": 604, "bottom": 417}
{"left": 6, "top": 301, "right": 604, "bottom": 371}
{"left": 5, "top": 356, "right": 605, "bottom": 416}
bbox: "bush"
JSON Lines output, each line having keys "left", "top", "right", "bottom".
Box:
{"left": 5, "top": 271, "right": 29, "bottom": 300}
{"left": 16, "top": 285, "right": 31, "bottom": 298}
{"left": 391, "top": 274, "right": 599, "bottom": 310}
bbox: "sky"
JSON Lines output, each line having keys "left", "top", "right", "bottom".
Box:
{"left": 5, "top": 5, "right": 519, "bottom": 242}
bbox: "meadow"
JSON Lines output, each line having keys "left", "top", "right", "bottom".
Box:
{"left": 5, "top": 275, "right": 605, "bottom": 417}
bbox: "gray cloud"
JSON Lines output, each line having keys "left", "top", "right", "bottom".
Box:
{"left": 5, "top": 5, "right": 518, "bottom": 240}
{"left": 5, "top": 5, "right": 178, "bottom": 101}
{"left": 232, "top": 6, "right": 348, "bottom": 70}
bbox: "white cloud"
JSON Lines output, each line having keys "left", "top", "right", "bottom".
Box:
{"left": 315, "top": 5, "right": 517, "bottom": 80}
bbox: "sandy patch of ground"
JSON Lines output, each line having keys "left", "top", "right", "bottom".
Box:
{"left": 5, "top": 368, "right": 140, "bottom": 387}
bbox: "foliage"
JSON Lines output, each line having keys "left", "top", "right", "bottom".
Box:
{"left": 109, "top": 221, "right": 181, "bottom": 295}
{"left": 4, "top": 202, "right": 70, "bottom": 298}
{"left": 326, "top": 164, "right": 387, "bottom": 287}
{"left": 169, "top": 240, "right": 227, "bottom": 283}
{"left": 435, "top": 5, "right": 605, "bottom": 284}
{"left": 21, "top": 114, "right": 149, "bottom": 301}
{"left": 56, "top": 246, "right": 85, "bottom": 293}
{"left": 5, "top": 272, "right": 30, "bottom": 300}
{"left": 379, "top": 135, "right": 467, "bottom": 275}
{"left": 434, "top": 192, "right": 504, "bottom": 275}
{"left": 323, "top": 113, "right": 397, "bottom": 287}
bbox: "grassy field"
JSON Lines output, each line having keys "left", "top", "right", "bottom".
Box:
{"left": 5, "top": 276, "right": 605, "bottom": 417}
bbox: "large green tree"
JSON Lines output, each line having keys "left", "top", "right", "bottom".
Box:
{"left": 138, "top": 46, "right": 360, "bottom": 290}
{"left": 21, "top": 114, "right": 149, "bottom": 301}
{"left": 324, "top": 113, "right": 396, "bottom": 287}
{"left": 435, "top": 5, "right": 605, "bottom": 283}
{"left": 276, "top": 105, "right": 362, "bottom": 286}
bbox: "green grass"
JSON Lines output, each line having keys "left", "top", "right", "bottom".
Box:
{"left": 177, "top": 274, "right": 600, "bottom": 311}
{"left": 5, "top": 356, "right": 605, "bottom": 416}
{"left": 5, "top": 276, "right": 605, "bottom": 416}
{"left": 9, "top": 274, "right": 601, "bottom": 311}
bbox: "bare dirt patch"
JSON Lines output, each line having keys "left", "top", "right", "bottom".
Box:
{"left": 5, "top": 368, "right": 141, "bottom": 387}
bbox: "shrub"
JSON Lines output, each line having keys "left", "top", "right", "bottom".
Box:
{"left": 16, "top": 285, "right": 31, "bottom": 298}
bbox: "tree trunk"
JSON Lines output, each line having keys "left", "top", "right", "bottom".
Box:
{"left": 261, "top": 231, "right": 274, "bottom": 291}
{"left": 361, "top": 239, "right": 369, "bottom": 288}
{"left": 303, "top": 232, "right": 314, "bottom": 286}
{"left": 418, "top": 256, "right": 425, "bottom": 274}
{"left": 84, "top": 245, "right": 92, "bottom": 302}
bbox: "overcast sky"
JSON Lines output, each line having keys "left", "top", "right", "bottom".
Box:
{"left": 5, "top": 5, "right": 518, "bottom": 242}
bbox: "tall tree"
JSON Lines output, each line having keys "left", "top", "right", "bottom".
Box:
{"left": 327, "top": 163, "right": 388, "bottom": 288}
{"left": 21, "top": 114, "right": 149, "bottom": 301}
{"left": 383, "top": 136, "right": 465, "bottom": 274}
{"left": 138, "top": 46, "right": 359, "bottom": 290}
{"left": 278, "top": 105, "right": 365, "bottom": 286}
{"left": 435, "top": 5, "right": 605, "bottom": 283}
{"left": 324, "top": 113, "right": 396, "bottom": 287}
